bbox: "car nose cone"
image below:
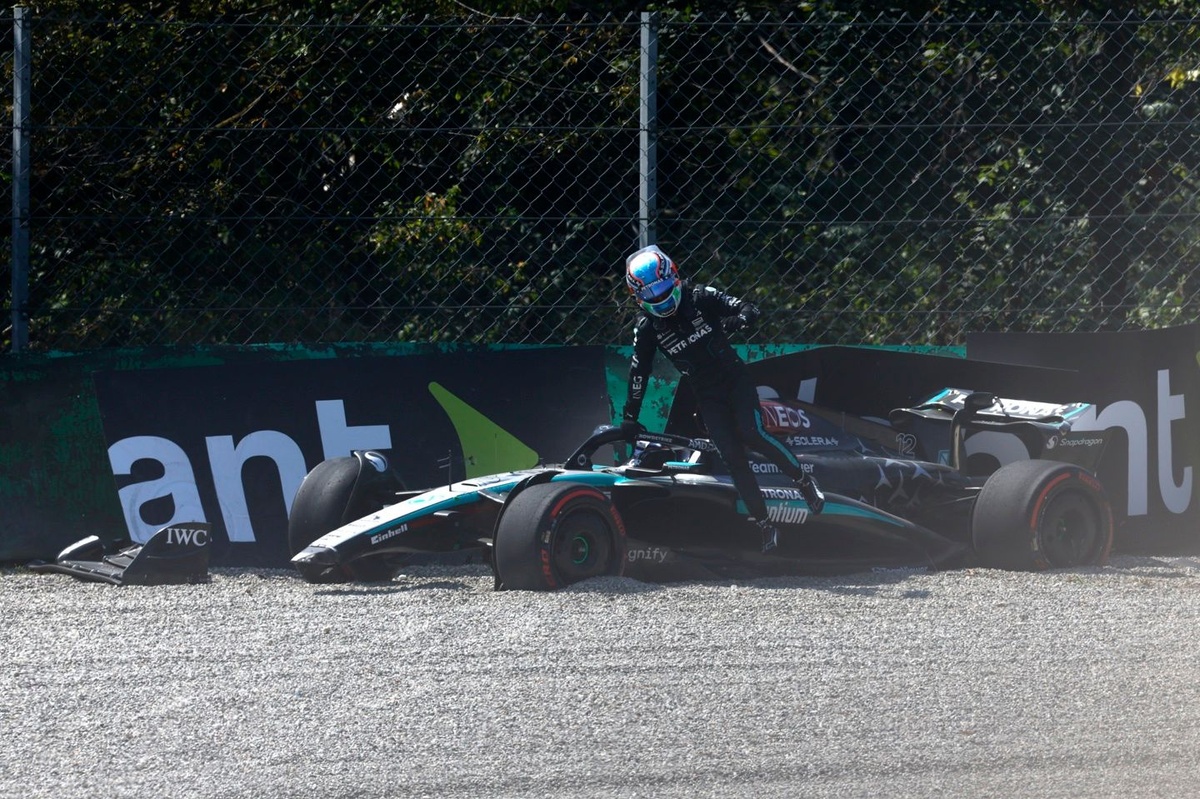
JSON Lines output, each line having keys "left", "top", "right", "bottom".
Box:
{"left": 291, "top": 545, "right": 345, "bottom": 583}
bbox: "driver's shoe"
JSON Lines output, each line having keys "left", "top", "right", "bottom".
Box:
{"left": 796, "top": 474, "right": 825, "bottom": 515}
{"left": 755, "top": 518, "right": 780, "bottom": 553}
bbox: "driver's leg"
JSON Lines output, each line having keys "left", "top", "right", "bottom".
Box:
{"left": 696, "top": 391, "right": 778, "bottom": 551}
{"left": 729, "top": 372, "right": 825, "bottom": 515}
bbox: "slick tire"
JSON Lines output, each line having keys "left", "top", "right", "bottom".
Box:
{"left": 972, "top": 459, "right": 1113, "bottom": 571}
{"left": 287, "top": 456, "right": 365, "bottom": 556}
{"left": 494, "top": 482, "right": 626, "bottom": 591}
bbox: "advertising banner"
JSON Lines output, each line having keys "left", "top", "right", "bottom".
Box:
{"left": 968, "top": 325, "right": 1200, "bottom": 553}
{"left": 91, "top": 347, "right": 610, "bottom": 565}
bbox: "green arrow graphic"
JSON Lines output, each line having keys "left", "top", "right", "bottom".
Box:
{"left": 427, "top": 382, "right": 539, "bottom": 478}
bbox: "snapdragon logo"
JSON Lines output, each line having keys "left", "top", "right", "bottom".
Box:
{"left": 1058, "top": 437, "right": 1104, "bottom": 448}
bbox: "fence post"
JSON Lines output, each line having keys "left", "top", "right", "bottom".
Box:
{"left": 11, "top": 7, "right": 30, "bottom": 352}
{"left": 638, "top": 11, "right": 658, "bottom": 249}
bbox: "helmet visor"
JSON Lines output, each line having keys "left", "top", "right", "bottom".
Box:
{"left": 639, "top": 281, "right": 681, "bottom": 316}
{"left": 634, "top": 277, "right": 677, "bottom": 304}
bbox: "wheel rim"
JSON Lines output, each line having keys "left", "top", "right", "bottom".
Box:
{"left": 1038, "top": 492, "right": 1100, "bottom": 567}
{"left": 552, "top": 508, "right": 615, "bottom": 582}
{"left": 570, "top": 536, "right": 591, "bottom": 565}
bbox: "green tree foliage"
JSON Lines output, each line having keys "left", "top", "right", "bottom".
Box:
{"left": 652, "top": 10, "right": 1200, "bottom": 342}
{"left": 14, "top": 4, "right": 641, "bottom": 346}
{"left": 7, "top": 2, "right": 1200, "bottom": 349}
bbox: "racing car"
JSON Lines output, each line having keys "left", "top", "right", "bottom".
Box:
{"left": 288, "top": 387, "right": 1114, "bottom": 590}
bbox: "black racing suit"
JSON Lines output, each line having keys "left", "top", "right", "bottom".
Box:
{"left": 621, "top": 281, "right": 807, "bottom": 523}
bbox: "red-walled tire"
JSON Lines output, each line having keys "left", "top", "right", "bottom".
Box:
{"left": 972, "top": 460, "right": 1113, "bottom": 571}
{"left": 494, "top": 482, "right": 626, "bottom": 591}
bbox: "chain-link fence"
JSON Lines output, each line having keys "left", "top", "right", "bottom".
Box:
{"left": 7, "top": 10, "right": 1200, "bottom": 352}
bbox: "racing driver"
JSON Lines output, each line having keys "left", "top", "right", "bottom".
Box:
{"left": 620, "top": 244, "right": 825, "bottom": 552}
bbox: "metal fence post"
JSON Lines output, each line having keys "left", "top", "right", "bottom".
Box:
{"left": 11, "top": 7, "right": 31, "bottom": 352}
{"left": 638, "top": 11, "right": 658, "bottom": 250}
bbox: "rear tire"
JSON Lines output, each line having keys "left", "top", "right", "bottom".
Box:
{"left": 972, "top": 460, "right": 1113, "bottom": 570}
{"left": 494, "top": 482, "right": 626, "bottom": 591}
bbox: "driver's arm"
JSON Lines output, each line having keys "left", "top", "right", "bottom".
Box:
{"left": 622, "top": 317, "right": 656, "bottom": 424}
{"left": 698, "top": 285, "right": 758, "bottom": 331}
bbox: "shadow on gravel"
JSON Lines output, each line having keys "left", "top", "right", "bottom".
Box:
{"left": 313, "top": 578, "right": 480, "bottom": 596}
{"left": 743, "top": 567, "right": 933, "bottom": 596}
{"left": 1101, "top": 554, "right": 1200, "bottom": 579}
{"left": 559, "top": 576, "right": 666, "bottom": 594}
{"left": 292, "top": 556, "right": 1200, "bottom": 598}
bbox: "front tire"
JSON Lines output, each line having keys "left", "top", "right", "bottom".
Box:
{"left": 494, "top": 482, "right": 626, "bottom": 591}
{"left": 972, "top": 459, "right": 1113, "bottom": 570}
{"left": 288, "top": 457, "right": 363, "bottom": 556}
{"left": 288, "top": 453, "right": 406, "bottom": 582}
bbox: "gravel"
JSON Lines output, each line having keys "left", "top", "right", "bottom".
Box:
{"left": 3, "top": 556, "right": 1200, "bottom": 798}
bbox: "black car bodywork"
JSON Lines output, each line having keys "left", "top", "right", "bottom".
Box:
{"left": 289, "top": 386, "right": 1114, "bottom": 590}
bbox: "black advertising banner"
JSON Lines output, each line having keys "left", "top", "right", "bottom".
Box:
{"left": 92, "top": 347, "right": 610, "bottom": 566}
{"left": 969, "top": 325, "right": 1200, "bottom": 553}
{"left": 761, "top": 346, "right": 1084, "bottom": 416}
{"left": 669, "top": 346, "right": 1083, "bottom": 432}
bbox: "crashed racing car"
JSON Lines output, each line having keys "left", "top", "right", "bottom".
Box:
{"left": 289, "top": 387, "right": 1114, "bottom": 590}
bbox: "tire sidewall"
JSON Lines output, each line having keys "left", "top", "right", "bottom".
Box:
{"left": 495, "top": 482, "right": 627, "bottom": 590}
{"left": 972, "top": 460, "right": 1113, "bottom": 571}
{"left": 287, "top": 456, "right": 361, "bottom": 556}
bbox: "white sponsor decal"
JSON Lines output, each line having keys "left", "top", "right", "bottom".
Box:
{"left": 767, "top": 503, "right": 810, "bottom": 525}
{"left": 761, "top": 404, "right": 812, "bottom": 431}
{"left": 785, "top": 435, "right": 839, "bottom": 448}
{"left": 166, "top": 526, "right": 210, "bottom": 547}
{"left": 762, "top": 487, "right": 804, "bottom": 501}
{"left": 627, "top": 547, "right": 670, "bottom": 564}
{"left": 370, "top": 523, "right": 409, "bottom": 546}
{"left": 665, "top": 323, "right": 714, "bottom": 355}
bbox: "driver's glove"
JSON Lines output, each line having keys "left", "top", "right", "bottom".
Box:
{"left": 722, "top": 314, "right": 749, "bottom": 335}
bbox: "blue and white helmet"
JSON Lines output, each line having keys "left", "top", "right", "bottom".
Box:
{"left": 625, "top": 245, "right": 681, "bottom": 317}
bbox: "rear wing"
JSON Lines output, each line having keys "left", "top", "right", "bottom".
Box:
{"left": 890, "top": 389, "right": 1107, "bottom": 474}
{"left": 899, "top": 388, "right": 1092, "bottom": 424}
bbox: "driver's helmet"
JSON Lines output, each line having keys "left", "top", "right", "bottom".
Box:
{"left": 632, "top": 440, "right": 675, "bottom": 469}
{"left": 625, "top": 245, "right": 681, "bottom": 317}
